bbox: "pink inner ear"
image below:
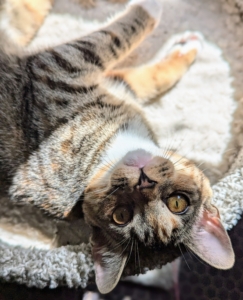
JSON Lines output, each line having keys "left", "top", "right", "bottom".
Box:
{"left": 92, "top": 242, "right": 128, "bottom": 294}
{"left": 95, "top": 260, "right": 106, "bottom": 285}
{"left": 187, "top": 209, "right": 234, "bottom": 270}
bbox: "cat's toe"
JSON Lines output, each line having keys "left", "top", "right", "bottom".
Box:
{"left": 167, "top": 31, "right": 204, "bottom": 57}
{"left": 129, "top": 0, "right": 162, "bottom": 23}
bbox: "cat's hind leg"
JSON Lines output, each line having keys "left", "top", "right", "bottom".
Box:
{"left": 105, "top": 31, "right": 203, "bottom": 103}
{"left": 71, "top": 0, "right": 162, "bottom": 72}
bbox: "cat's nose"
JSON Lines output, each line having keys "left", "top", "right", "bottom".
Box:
{"left": 137, "top": 169, "right": 157, "bottom": 189}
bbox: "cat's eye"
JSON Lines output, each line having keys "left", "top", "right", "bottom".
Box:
{"left": 112, "top": 206, "right": 132, "bottom": 225}
{"left": 166, "top": 194, "right": 189, "bottom": 214}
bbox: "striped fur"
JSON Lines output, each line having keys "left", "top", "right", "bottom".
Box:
{"left": 0, "top": 0, "right": 234, "bottom": 294}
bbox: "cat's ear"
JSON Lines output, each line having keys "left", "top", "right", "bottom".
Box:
{"left": 91, "top": 230, "right": 127, "bottom": 294}
{"left": 185, "top": 207, "right": 234, "bottom": 269}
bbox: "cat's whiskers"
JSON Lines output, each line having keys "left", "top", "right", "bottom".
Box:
{"left": 85, "top": 187, "right": 109, "bottom": 196}
{"left": 100, "top": 157, "right": 116, "bottom": 170}
{"left": 134, "top": 239, "right": 137, "bottom": 273}
{"left": 124, "top": 236, "right": 135, "bottom": 269}
{"left": 172, "top": 153, "right": 209, "bottom": 174}
{"left": 184, "top": 244, "right": 208, "bottom": 267}
{"left": 178, "top": 244, "right": 191, "bottom": 270}
{"left": 95, "top": 164, "right": 112, "bottom": 174}
{"left": 200, "top": 167, "right": 209, "bottom": 174}
{"left": 175, "top": 144, "right": 236, "bottom": 174}
{"left": 136, "top": 239, "right": 141, "bottom": 274}
{"left": 121, "top": 237, "right": 132, "bottom": 262}
{"left": 172, "top": 146, "right": 198, "bottom": 168}
{"left": 104, "top": 186, "right": 120, "bottom": 199}
{"left": 108, "top": 237, "right": 130, "bottom": 252}
{"left": 176, "top": 164, "right": 199, "bottom": 172}
{"left": 84, "top": 157, "right": 117, "bottom": 188}
{"left": 162, "top": 131, "right": 188, "bottom": 160}
{"left": 161, "top": 130, "right": 174, "bottom": 159}
{"left": 167, "top": 134, "right": 189, "bottom": 161}
{"left": 172, "top": 155, "right": 188, "bottom": 168}
{"left": 174, "top": 142, "right": 234, "bottom": 170}
{"left": 169, "top": 135, "right": 212, "bottom": 169}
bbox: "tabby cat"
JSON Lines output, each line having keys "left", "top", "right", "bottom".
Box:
{"left": 0, "top": 0, "right": 234, "bottom": 294}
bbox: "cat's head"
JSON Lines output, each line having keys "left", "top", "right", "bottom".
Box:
{"left": 83, "top": 149, "right": 234, "bottom": 294}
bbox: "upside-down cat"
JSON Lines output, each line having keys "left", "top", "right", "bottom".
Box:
{"left": 0, "top": 0, "right": 234, "bottom": 294}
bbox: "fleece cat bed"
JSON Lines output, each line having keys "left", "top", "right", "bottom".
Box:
{"left": 1, "top": 0, "right": 243, "bottom": 291}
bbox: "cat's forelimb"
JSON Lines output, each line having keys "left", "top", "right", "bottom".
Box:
{"left": 105, "top": 31, "right": 204, "bottom": 103}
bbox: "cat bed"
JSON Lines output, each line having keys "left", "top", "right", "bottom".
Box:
{"left": 1, "top": 0, "right": 243, "bottom": 291}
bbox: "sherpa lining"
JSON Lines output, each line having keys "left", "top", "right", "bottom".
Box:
{"left": 0, "top": 0, "right": 243, "bottom": 290}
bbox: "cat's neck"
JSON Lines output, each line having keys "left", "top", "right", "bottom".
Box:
{"left": 101, "top": 129, "right": 161, "bottom": 167}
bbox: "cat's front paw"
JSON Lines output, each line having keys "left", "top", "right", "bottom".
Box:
{"left": 165, "top": 31, "right": 203, "bottom": 63}
{"left": 129, "top": 0, "right": 162, "bottom": 23}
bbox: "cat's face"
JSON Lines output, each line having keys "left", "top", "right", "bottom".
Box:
{"left": 83, "top": 149, "right": 234, "bottom": 294}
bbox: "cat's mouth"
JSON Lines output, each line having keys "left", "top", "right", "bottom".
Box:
{"left": 137, "top": 169, "right": 157, "bottom": 189}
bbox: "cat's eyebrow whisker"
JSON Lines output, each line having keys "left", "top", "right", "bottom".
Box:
{"left": 178, "top": 244, "right": 191, "bottom": 270}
